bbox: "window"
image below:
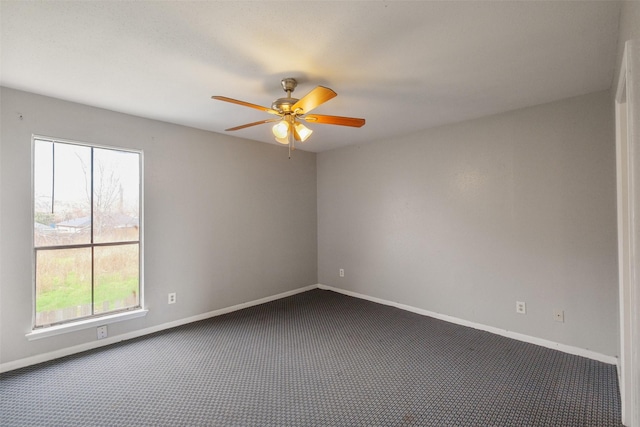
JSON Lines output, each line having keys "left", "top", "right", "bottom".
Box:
{"left": 33, "top": 137, "right": 142, "bottom": 328}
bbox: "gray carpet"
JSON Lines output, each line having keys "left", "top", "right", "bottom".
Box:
{"left": 0, "top": 289, "right": 622, "bottom": 426}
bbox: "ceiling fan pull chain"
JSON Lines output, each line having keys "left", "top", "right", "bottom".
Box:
{"left": 288, "top": 126, "right": 294, "bottom": 159}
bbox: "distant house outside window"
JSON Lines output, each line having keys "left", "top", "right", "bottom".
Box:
{"left": 33, "top": 137, "right": 142, "bottom": 328}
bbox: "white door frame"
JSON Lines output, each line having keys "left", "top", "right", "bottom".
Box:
{"left": 616, "top": 39, "right": 639, "bottom": 427}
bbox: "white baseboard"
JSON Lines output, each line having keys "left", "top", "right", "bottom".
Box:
{"left": 317, "top": 284, "right": 618, "bottom": 365}
{"left": 2, "top": 283, "right": 617, "bottom": 373}
{"left": 0, "top": 284, "right": 317, "bottom": 373}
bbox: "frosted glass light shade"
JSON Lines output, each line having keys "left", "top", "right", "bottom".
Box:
{"left": 294, "top": 122, "right": 313, "bottom": 142}
{"left": 275, "top": 135, "right": 289, "bottom": 145}
{"left": 272, "top": 120, "right": 289, "bottom": 139}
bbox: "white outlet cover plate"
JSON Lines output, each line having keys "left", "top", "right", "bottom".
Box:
{"left": 516, "top": 301, "right": 526, "bottom": 314}
{"left": 97, "top": 325, "right": 108, "bottom": 340}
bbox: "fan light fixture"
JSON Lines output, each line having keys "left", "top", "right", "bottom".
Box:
{"left": 272, "top": 119, "right": 313, "bottom": 144}
{"left": 272, "top": 120, "right": 289, "bottom": 139}
{"left": 275, "top": 135, "right": 289, "bottom": 145}
{"left": 294, "top": 122, "right": 313, "bottom": 142}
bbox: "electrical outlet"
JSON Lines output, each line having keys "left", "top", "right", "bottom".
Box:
{"left": 339, "top": 268, "right": 344, "bottom": 278}
{"left": 168, "top": 293, "right": 176, "bottom": 304}
{"left": 554, "top": 309, "right": 564, "bottom": 322}
{"left": 97, "top": 325, "right": 108, "bottom": 340}
{"left": 516, "top": 301, "right": 526, "bottom": 314}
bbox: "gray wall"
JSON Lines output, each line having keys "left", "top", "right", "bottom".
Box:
{"left": 318, "top": 90, "right": 618, "bottom": 356}
{"left": 0, "top": 87, "right": 317, "bottom": 365}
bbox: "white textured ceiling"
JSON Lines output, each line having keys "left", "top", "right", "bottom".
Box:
{"left": 0, "top": 1, "right": 622, "bottom": 152}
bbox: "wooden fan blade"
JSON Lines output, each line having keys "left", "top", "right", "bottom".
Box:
{"left": 302, "top": 114, "right": 365, "bottom": 127}
{"left": 225, "top": 118, "right": 279, "bottom": 131}
{"left": 291, "top": 86, "right": 337, "bottom": 115}
{"left": 212, "top": 96, "right": 280, "bottom": 115}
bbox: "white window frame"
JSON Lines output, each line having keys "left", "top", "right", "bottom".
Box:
{"left": 28, "top": 135, "right": 146, "bottom": 339}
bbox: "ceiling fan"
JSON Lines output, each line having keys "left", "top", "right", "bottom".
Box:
{"left": 212, "top": 78, "right": 365, "bottom": 156}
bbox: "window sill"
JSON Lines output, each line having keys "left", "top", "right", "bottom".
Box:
{"left": 26, "top": 309, "right": 148, "bottom": 341}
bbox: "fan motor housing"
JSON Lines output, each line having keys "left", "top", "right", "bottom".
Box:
{"left": 272, "top": 97, "right": 299, "bottom": 113}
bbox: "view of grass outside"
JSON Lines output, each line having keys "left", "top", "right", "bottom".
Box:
{"left": 33, "top": 139, "right": 141, "bottom": 327}
{"left": 36, "top": 247, "right": 92, "bottom": 313}
{"left": 94, "top": 244, "right": 139, "bottom": 313}
{"left": 36, "top": 244, "right": 139, "bottom": 313}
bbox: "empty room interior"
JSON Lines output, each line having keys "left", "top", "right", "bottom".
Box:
{"left": 1, "top": 1, "right": 640, "bottom": 426}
